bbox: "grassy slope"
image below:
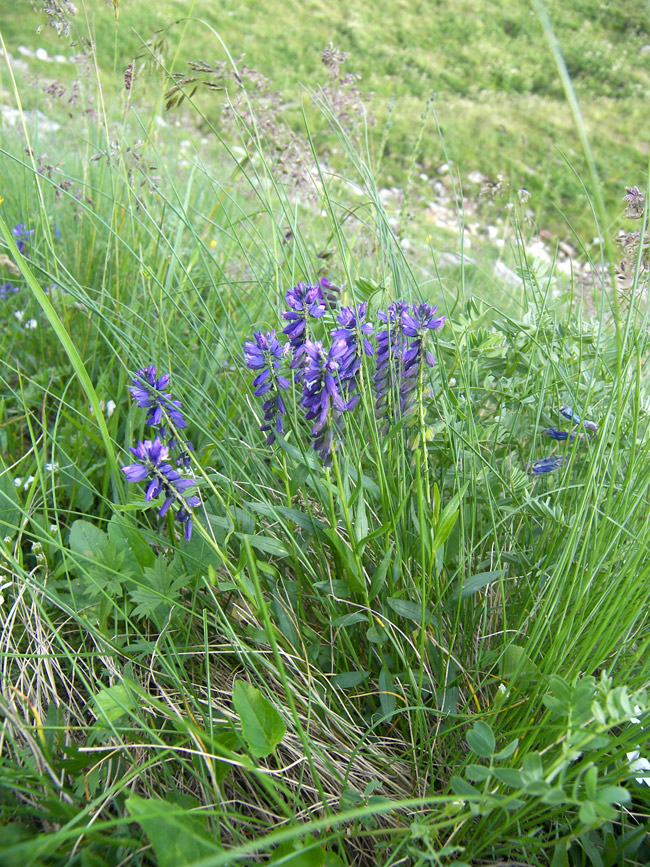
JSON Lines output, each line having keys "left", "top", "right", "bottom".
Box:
{"left": 0, "top": 0, "right": 648, "bottom": 242}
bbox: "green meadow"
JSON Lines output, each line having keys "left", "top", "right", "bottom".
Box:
{"left": 0, "top": 1, "right": 649, "bottom": 865}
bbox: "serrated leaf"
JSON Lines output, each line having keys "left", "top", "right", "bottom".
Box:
{"left": 93, "top": 683, "right": 136, "bottom": 727}
{"left": 233, "top": 681, "right": 286, "bottom": 758}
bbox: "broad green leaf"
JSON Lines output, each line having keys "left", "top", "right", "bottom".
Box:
{"left": 466, "top": 720, "right": 496, "bottom": 757}
{"left": 446, "top": 571, "right": 502, "bottom": 607}
{"left": 270, "top": 834, "right": 325, "bottom": 866}
{"left": 331, "top": 670, "right": 369, "bottom": 689}
{"left": 233, "top": 680, "right": 286, "bottom": 758}
{"left": 465, "top": 764, "right": 492, "bottom": 782}
{"left": 499, "top": 644, "right": 540, "bottom": 680}
{"left": 93, "top": 683, "right": 136, "bottom": 726}
{"left": 387, "top": 596, "right": 436, "bottom": 625}
{"left": 69, "top": 520, "right": 109, "bottom": 560}
{"left": 126, "top": 794, "right": 220, "bottom": 866}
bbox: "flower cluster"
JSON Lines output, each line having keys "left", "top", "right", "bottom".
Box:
{"left": 123, "top": 366, "right": 198, "bottom": 539}
{"left": 243, "top": 330, "right": 290, "bottom": 444}
{"left": 375, "top": 301, "right": 444, "bottom": 424}
{"left": 244, "top": 283, "right": 446, "bottom": 464}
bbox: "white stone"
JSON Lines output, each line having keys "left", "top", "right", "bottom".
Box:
{"left": 17, "top": 45, "right": 34, "bottom": 57}
{"left": 437, "top": 163, "right": 450, "bottom": 175}
{"left": 35, "top": 47, "right": 49, "bottom": 61}
{"left": 494, "top": 260, "right": 522, "bottom": 288}
{"left": 400, "top": 237, "right": 411, "bottom": 250}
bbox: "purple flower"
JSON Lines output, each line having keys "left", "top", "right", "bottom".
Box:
{"left": 559, "top": 405, "right": 598, "bottom": 434}
{"left": 330, "top": 302, "right": 374, "bottom": 404}
{"left": 301, "top": 340, "right": 348, "bottom": 464}
{"left": 12, "top": 224, "right": 34, "bottom": 255}
{"left": 530, "top": 456, "right": 567, "bottom": 476}
{"left": 319, "top": 277, "right": 342, "bottom": 307}
{"left": 122, "top": 437, "right": 200, "bottom": 540}
{"left": 244, "top": 330, "right": 290, "bottom": 444}
{"left": 375, "top": 302, "right": 445, "bottom": 421}
{"left": 559, "top": 406, "right": 581, "bottom": 425}
{"left": 543, "top": 427, "right": 575, "bottom": 441}
{"left": 129, "top": 366, "right": 187, "bottom": 435}
{"left": 0, "top": 283, "right": 19, "bottom": 301}
{"left": 282, "top": 282, "right": 326, "bottom": 379}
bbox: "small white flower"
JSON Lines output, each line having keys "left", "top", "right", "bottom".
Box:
{"left": 105, "top": 400, "right": 116, "bottom": 418}
{"left": 14, "top": 309, "right": 25, "bottom": 323}
{"left": 23, "top": 475, "right": 35, "bottom": 489}
{"left": 50, "top": 524, "right": 58, "bottom": 534}
{"left": 45, "top": 462, "right": 59, "bottom": 472}
{"left": 25, "top": 318, "right": 37, "bottom": 330}
{"left": 627, "top": 750, "right": 650, "bottom": 785}
{"left": 13, "top": 477, "right": 22, "bottom": 487}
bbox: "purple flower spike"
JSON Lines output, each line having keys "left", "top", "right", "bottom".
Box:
{"left": 330, "top": 302, "right": 374, "bottom": 398}
{"left": 282, "top": 282, "right": 326, "bottom": 379}
{"left": 301, "top": 340, "right": 349, "bottom": 464}
{"left": 121, "top": 436, "right": 200, "bottom": 539}
{"left": 559, "top": 406, "right": 581, "bottom": 425}
{"left": 530, "top": 456, "right": 567, "bottom": 476}
{"left": 244, "top": 330, "right": 290, "bottom": 445}
{"left": 130, "top": 366, "right": 187, "bottom": 433}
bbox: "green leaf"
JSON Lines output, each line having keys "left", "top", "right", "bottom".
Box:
{"left": 432, "top": 485, "right": 467, "bottom": 552}
{"left": 378, "top": 666, "right": 396, "bottom": 717}
{"left": 233, "top": 680, "right": 286, "bottom": 758}
{"left": 369, "top": 547, "right": 393, "bottom": 601}
{"left": 0, "top": 471, "right": 21, "bottom": 536}
{"left": 446, "top": 571, "right": 502, "bottom": 607}
{"left": 493, "top": 768, "right": 524, "bottom": 788}
{"left": 331, "top": 670, "right": 369, "bottom": 689}
{"left": 465, "top": 764, "right": 492, "bottom": 782}
{"left": 499, "top": 644, "right": 540, "bottom": 680}
{"left": 69, "top": 519, "right": 109, "bottom": 560}
{"left": 387, "top": 596, "right": 436, "bottom": 625}
{"left": 129, "top": 557, "right": 186, "bottom": 626}
{"left": 93, "top": 683, "right": 136, "bottom": 727}
{"left": 271, "top": 834, "right": 325, "bottom": 866}
{"left": 494, "top": 738, "right": 519, "bottom": 761}
{"left": 466, "top": 721, "right": 496, "bottom": 758}
{"left": 450, "top": 776, "right": 481, "bottom": 797}
{"left": 126, "top": 794, "right": 220, "bottom": 866}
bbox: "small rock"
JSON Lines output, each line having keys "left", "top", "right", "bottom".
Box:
{"left": 17, "top": 45, "right": 34, "bottom": 58}
{"left": 400, "top": 238, "right": 412, "bottom": 250}
{"left": 437, "top": 163, "right": 450, "bottom": 175}
{"left": 467, "top": 170, "right": 485, "bottom": 185}
{"left": 487, "top": 225, "right": 499, "bottom": 240}
{"left": 35, "top": 47, "right": 49, "bottom": 61}
{"left": 494, "top": 260, "right": 522, "bottom": 288}
{"left": 558, "top": 240, "right": 576, "bottom": 258}
{"left": 640, "top": 45, "right": 650, "bottom": 54}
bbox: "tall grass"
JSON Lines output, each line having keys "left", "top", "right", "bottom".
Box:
{"left": 1, "top": 6, "right": 650, "bottom": 867}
